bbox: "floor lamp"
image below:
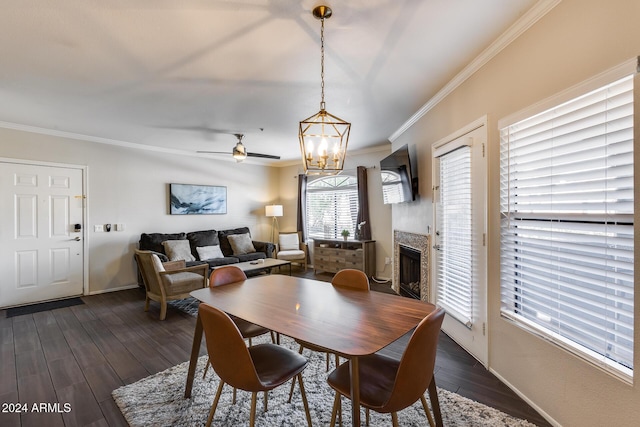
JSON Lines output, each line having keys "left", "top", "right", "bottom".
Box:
{"left": 265, "top": 205, "right": 283, "bottom": 244}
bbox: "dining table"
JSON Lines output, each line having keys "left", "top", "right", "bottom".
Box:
{"left": 184, "top": 274, "right": 440, "bottom": 426}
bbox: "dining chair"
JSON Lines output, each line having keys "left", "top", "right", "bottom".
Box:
{"left": 326, "top": 307, "right": 446, "bottom": 427}
{"left": 199, "top": 303, "right": 313, "bottom": 427}
{"left": 203, "top": 266, "right": 276, "bottom": 380}
{"left": 288, "top": 269, "right": 369, "bottom": 401}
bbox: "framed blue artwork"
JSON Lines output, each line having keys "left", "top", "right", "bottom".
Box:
{"left": 169, "top": 183, "right": 227, "bottom": 215}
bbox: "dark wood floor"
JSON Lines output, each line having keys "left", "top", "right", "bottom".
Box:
{"left": 0, "top": 269, "right": 550, "bottom": 427}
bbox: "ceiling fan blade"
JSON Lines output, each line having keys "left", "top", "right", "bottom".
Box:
{"left": 197, "top": 150, "right": 280, "bottom": 160}
{"left": 247, "top": 152, "right": 281, "bottom": 159}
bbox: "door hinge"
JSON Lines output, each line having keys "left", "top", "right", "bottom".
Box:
{"left": 482, "top": 233, "right": 486, "bottom": 246}
{"left": 482, "top": 143, "right": 485, "bottom": 157}
{"left": 483, "top": 322, "right": 486, "bottom": 336}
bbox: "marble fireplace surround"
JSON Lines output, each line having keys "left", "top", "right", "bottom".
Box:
{"left": 393, "top": 230, "right": 430, "bottom": 302}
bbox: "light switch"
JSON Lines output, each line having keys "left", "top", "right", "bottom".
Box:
{"left": 94, "top": 224, "right": 104, "bottom": 232}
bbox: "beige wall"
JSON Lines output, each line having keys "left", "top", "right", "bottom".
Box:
{"left": 392, "top": 0, "right": 640, "bottom": 425}
{"left": 0, "top": 128, "right": 279, "bottom": 294}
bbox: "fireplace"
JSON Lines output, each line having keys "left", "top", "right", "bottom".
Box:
{"left": 399, "top": 245, "right": 421, "bottom": 299}
{"left": 393, "top": 230, "right": 430, "bottom": 302}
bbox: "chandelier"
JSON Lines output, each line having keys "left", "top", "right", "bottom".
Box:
{"left": 298, "top": 5, "right": 350, "bottom": 175}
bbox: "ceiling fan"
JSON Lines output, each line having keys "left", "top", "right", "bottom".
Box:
{"left": 197, "top": 134, "right": 280, "bottom": 162}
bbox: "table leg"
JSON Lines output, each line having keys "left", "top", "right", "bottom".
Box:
{"left": 288, "top": 263, "right": 292, "bottom": 276}
{"left": 350, "top": 356, "right": 361, "bottom": 426}
{"left": 184, "top": 311, "right": 204, "bottom": 398}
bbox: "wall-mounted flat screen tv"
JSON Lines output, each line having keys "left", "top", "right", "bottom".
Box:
{"left": 380, "top": 145, "right": 418, "bottom": 204}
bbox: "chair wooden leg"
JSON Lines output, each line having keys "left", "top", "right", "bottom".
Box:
{"left": 428, "top": 377, "right": 443, "bottom": 427}
{"left": 329, "top": 392, "right": 340, "bottom": 427}
{"left": 296, "top": 373, "right": 312, "bottom": 427}
{"left": 420, "top": 395, "right": 436, "bottom": 427}
{"left": 159, "top": 302, "right": 167, "bottom": 320}
{"left": 335, "top": 353, "right": 340, "bottom": 368}
{"left": 287, "top": 376, "right": 296, "bottom": 403}
{"left": 270, "top": 331, "right": 276, "bottom": 343}
{"left": 264, "top": 390, "right": 268, "bottom": 412}
{"left": 288, "top": 343, "right": 304, "bottom": 402}
{"left": 206, "top": 380, "right": 225, "bottom": 427}
{"left": 325, "top": 353, "right": 330, "bottom": 371}
{"left": 366, "top": 407, "right": 370, "bottom": 426}
{"left": 144, "top": 296, "right": 150, "bottom": 311}
{"left": 248, "top": 337, "right": 252, "bottom": 346}
{"left": 202, "top": 358, "right": 209, "bottom": 379}
{"left": 250, "top": 392, "right": 257, "bottom": 427}
{"left": 391, "top": 412, "right": 399, "bottom": 427}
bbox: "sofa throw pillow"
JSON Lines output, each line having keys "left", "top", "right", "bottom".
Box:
{"left": 196, "top": 245, "right": 224, "bottom": 260}
{"left": 151, "top": 254, "right": 165, "bottom": 272}
{"left": 140, "top": 232, "right": 187, "bottom": 254}
{"left": 186, "top": 230, "right": 219, "bottom": 259}
{"left": 162, "top": 240, "right": 196, "bottom": 262}
{"left": 218, "top": 227, "right": 251, "bottom": 256}
{"left": 278, "top": 233, "right": 300, "bottom": 251}
{"left": 227, "top": 233, "right": 256, "bottom": 255}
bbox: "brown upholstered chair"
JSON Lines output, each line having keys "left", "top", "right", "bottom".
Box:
{"left": 327, "top": 307, "right": 446, "bottom": 427}
{"left": 203, "top": 266, "right": 275, "bottom": 379}
{"left": 134, "top": 249, "right": 208, "bottom": 320}
{"left": 288, "top": 269, "right": 369, "bottom": 401}
{"left": 199, "top": 303, "right": 312, "bottom": 427}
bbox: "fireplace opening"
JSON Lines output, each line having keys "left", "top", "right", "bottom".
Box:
{"left": 399, "top": 245, "right": 421, "bottom": 299}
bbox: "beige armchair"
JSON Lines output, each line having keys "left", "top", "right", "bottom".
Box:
{"left": 276, "top": 232, "right": 307, "bottom": 270}
{"left": 135, "top": 249, "right": 208, "bottom": 320}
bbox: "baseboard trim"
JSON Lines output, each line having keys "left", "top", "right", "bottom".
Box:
{"left": 88, "top": 283, "right": 140, "bottom": 295}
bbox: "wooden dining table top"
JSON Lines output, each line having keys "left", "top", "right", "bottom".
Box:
{"left": 190, "top": 274, "right": 437, "bottom": 357}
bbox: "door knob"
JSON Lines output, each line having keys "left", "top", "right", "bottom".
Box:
{"left": 74, "top": 236, "right": 81, "bottom": 241}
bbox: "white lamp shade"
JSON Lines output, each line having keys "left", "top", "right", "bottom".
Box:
{"left": 265, "top": 205, "right": 283, "bottom": 217}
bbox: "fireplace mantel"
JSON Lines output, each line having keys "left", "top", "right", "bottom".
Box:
{"left": 393, "top": 230, "right": 430, "bottom": 302}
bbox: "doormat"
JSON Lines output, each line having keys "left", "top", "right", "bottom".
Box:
{"left": 6, "top": 297, "right": 85, "bottom": 318}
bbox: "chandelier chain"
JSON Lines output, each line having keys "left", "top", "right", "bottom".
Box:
{"left": 320, "top": 17, "right": 325, "bottom": 109}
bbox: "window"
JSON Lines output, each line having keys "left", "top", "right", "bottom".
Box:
{"left": 306, "top": 175, "right": 358, "bottom": 239}
{"left": 435, "top": 145, "right": 473, "bottom": 326}
{"left": 500, "top": 74, "right": 634, "bottom": 380}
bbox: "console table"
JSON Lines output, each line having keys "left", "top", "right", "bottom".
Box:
{"left": 312, "top": 238, "right": 376, "bottom": 277}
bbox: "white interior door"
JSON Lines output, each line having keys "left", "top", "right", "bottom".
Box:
{"left": 0, "top": 161, "right": 85, "bottom": 308}
{"left": 432, "top": 124, "right": 487, "bottom": 365}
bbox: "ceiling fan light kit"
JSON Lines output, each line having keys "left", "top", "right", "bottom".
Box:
{"left": 197, "top": 133, "right": 280, "bottom": 161}
{"left": 232, "top": 135, "right": 247, "bottom": 162}
{"left": 299, "top": 5, "right": 350, "bottom": 176}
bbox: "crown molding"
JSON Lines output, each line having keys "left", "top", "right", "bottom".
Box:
{"left": 389, "top": 0, "right": 561, "bottom": 142}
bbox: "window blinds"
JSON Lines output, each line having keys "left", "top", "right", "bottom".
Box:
{"left": 500, "top": 75, "right": 634, "bottom": 378}
{"left": 306, "top": 175, "right": 359, "bottom": 239}
{"left": 436, "top": 146, "right": 473, "bottom": 326}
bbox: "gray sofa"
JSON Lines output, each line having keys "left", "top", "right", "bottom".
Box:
{"left": 137, "top": 227, "right": 275, "bottom": 284}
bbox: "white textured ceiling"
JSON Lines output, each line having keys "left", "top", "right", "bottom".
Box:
{"left": 0, "top": 0, "right": 538, "bottom": 163}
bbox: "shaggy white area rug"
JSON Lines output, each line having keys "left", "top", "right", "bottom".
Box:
{"left": 112, "top": 336, "right": 537, "bottom": 426}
